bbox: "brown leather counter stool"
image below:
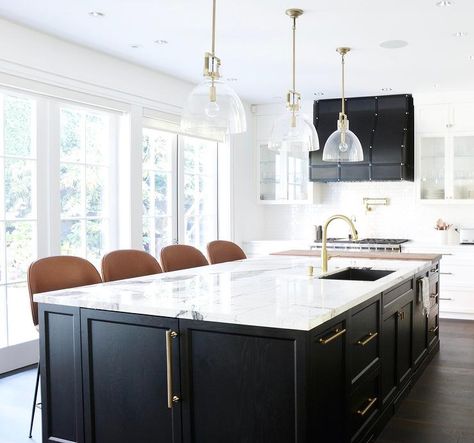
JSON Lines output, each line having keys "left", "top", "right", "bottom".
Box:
{"left": 27, "top": 256, "right": 102, "bottom": 438}
{"left": 207, "top": 240, "right": 247, "bottom": 264}
{"left": 101, "top": 249, "right": 162, "bottom": 282}
{"left": 160, "top": 244, "right": 209, "bottom": 272}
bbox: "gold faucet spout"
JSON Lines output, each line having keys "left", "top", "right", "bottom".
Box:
{"left": 321, "top": 214, "right": 358, "bottom": 273}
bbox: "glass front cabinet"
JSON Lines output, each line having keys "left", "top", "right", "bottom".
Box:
{"left": 258, "top": 143, "right": 314, "bottom": 203}
{"left": 417, "top": 103, "right": 474, "bottom": 202}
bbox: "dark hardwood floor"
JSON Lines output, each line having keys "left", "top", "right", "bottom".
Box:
{"left": 377, "top": 319, "right": 474, "bottom": 443}
{"left": 0, "top": 320, "right": 472, "bottom": 443}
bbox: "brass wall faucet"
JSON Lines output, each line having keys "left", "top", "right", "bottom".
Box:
{"left": 321, "top": 214, "right": 358, "bottom": 273}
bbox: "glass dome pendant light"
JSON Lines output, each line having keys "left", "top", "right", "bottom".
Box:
{"left": 268, "top": 9, "right": 319, "bottom": 153}
{"left": 180, "top": 0, "right": 247, "bottom": 140}
{"left": 322, "top": 47, "right": 363, "bottom": 162}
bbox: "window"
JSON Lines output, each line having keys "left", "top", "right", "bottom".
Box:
{"left": 0, "top": 93, "right": 38, "bottom": 348}
{"left": 142, "top": 127, "right": 219, "bottom": 255}
{"left": 142, "top": 129, "right": 176, "bottom": 256}
{"left": 59, "top": 105, "right": 115, "bottom": 267}
{"left": 180, "top": 136, "right": 218, "bottom": 251}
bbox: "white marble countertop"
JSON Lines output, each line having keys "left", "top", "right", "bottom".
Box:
{"left": 34, "top": 256, "right": 430, "bottom": 331}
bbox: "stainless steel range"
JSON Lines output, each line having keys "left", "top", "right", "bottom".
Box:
{"left": 312, "top": 238, "right": 409, "bottom": 252}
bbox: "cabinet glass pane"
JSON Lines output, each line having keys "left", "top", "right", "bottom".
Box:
{"left": 453, "top": 136, "right": 474, "bottom": 199}
{"left": 259, "top": 144, "right": 281, "bottom": 201}
{"left": 420, "top": 137, "right": 445, "bottom": 199}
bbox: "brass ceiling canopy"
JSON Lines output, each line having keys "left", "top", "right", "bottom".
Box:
{"left": 286, "top": 8, "right": 304, "bottom": 18}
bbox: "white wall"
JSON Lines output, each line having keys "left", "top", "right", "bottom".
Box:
{"left": 0, "top": 18, "right": 263, "bottom": 246}
{"left": 254, "top": 93, "right": 474, "bottom": 244}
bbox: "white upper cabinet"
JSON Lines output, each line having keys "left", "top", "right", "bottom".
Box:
{"left": 417, "top": 104, "right": 451, "bottom": 133}
{"left": 417, "top": 102, "right": 474, "bottom": 202}
{"left": 255, "top": 112, "right": 315, "bottom": 204}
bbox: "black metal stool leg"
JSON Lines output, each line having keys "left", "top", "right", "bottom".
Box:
{"left": 29, "top": 363, "right": 40, "bottom": 438}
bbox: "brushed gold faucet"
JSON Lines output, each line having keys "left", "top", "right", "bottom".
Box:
{"left": 321, "top": 214, "right": 358, "bottom": 273}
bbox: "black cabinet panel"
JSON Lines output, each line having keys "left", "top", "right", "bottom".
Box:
{"left": 309, "top": 165, "right": 339, "bottom": 181}
{"left": 311, "top": 94, "right": 414, "bottom": 182}
{"left": 310, "top": 322, "right": 347, "bottom": 443}
{"left": 39, "top": 304, "right": 83, "bottom": 443}
{"left": 381, "top": 314, "right": 397, "bottom": 405}
{"left": 398, "top": 301, "right": 413, "bottom": 386}
{"left": 350, "top": 301, "right": 380, "bottom": 384}
{"left": 372, "top": 95, "right": 410, "bottom": 164}
{"left": 312, "top": 99, "right": 342, "bottom": 166}
{"left": 350, "top": 371, "right": 380, "bottom": 441}
{"left": 346, "top": 96, "right": 375, "bottom": 164}
{"left": 180, "top": 321, "right": 306, "bottom": 443}
{"left": 81, "top": 310, "right": 181, "bottom": 443}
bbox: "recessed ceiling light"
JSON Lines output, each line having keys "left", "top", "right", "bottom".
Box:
{"left": 453, "top": 31, "right": 468, "bottom": 37}
{"left": 226, "top": 78, "right": 238, "bottom": 82}
{"left": 436, "top": 0, "right": 453, "bottom": 6}
{"left": 380, "top": 40, "right": 408, "bottom": 49}
{"left": 88, "top": 11, "right": 105, "bottom": 17}
{"left": 154, "top": 40, "right": 168, "bottom": 45}
{"left": 130, "top": 44, "right": 142, "bottom": 49}
{"left": 381, "top": 88, "right": 393, "bottom": 92}
{"left": 313, "top": 92, "right": 324, "bottom": 96}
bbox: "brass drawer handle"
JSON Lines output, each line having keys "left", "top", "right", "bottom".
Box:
{"left": 439, "top": 297, "right": 453, "bottom": 301}
{"left": 357, "top": 397, "right": 378, "bottom": 417}
{"left": 398, "top": 311, "right": 406, "bottom": 320}
{"left": 357, "top": 332, "right": 378, "bottom": 346}
{"left": 429, "top": 325, "right": 439, "bottom": 333}
{"left": 166, "top": 330, "right": 178, "bottom": 408}
{"left": 440, "top": 272, "right": 453, "bottom": 275}
{"left": 319, "top": 328, "right": 346, "bottom": 345}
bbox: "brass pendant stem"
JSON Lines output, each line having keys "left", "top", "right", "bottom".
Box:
{"left": 336, "top": 47, "right": 351, "bottom": 118}
{"left": 292, "top": 16, "right": 296, "bottom": 93}
{"left": 211, "top": 0, "right": 216, "bottom": 56}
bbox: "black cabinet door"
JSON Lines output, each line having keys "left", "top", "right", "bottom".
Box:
{"left": 310, "top": 321, "right": 347, "bottom": 442}
{"left": 81, "top": 310, "right": 181, "bottom": 443}
{"left": 39, "top": 304, "right": 84, "bottom": 443}
{"left": 179, "top": 320, "right": 307, "bottom": 443}
{"left": 381, "top": 312, "right": 397, "bottom": 406}
{"left": 413, "top": 278, "right": 428, "bottom": 368}
{"left": 397, "top": 301, "right": 413, "bottom": 387}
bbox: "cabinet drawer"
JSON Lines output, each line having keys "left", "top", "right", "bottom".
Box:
{"left": 428, "top": 307, "right": 439, "bottom": 348}
{"left": 439, "top": 290, "right": 474, "bottom": 314}
{"left": 350, "top": 372, "right": 380, "bottom": 441}
{"left": 383, "top": 279, "right": 413, "bottom": 310}
{"left": 350, "top": 301, "right": 380, "bottom": 383}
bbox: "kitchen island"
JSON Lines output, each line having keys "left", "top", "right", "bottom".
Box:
{"left": 35, "top": 255, "right": 440, "bottom": 443}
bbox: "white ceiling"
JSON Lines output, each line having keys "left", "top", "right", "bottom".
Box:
{"left": 0, "top": 0, "right": 473, "bottom": 103}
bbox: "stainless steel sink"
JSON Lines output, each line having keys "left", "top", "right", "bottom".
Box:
{"left": 319, "top": 267, "right": 395, "bottom": 281}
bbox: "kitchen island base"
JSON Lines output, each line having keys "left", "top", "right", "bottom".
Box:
{"left": 38, "top": 261, "right": 440, "bottom": 443}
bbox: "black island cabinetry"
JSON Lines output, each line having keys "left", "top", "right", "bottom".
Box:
{"left": 39, "top": 262, "right": 440, "bottom": 443}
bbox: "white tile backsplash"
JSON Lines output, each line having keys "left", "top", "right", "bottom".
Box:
{"left": 262, "top": 181, "right": 474, "bottom": 242}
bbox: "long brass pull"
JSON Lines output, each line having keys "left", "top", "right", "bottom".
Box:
{"left": 357, "top": 397, "right": 377, "bottom": 417}
{"left": 166, "top": 330, "right": 178, "bottom": 409}
{"left": 429, "top": 325, "right": 439, "bottom": 333}
{"left": 319, "top": 328, "right": 346, "bottom": 345}
{"left": 357, "top": 332, "right": 378, "bottom": 346}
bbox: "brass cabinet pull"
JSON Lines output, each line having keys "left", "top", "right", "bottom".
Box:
{"left": 357, "top": 397, "right": 378, "bottom": 417}
{"left": 398, "top": 311, "right": 405, "bottom": 321}
{"left": 429, "top": 325, "right": 439, "bottom": 333}
{"left": 357, "top": 332, "right": 378, "bottom": 346}
{"left": 440, "top": 272, "right": 453, "bottom": 276}
{"left": 319, "top": 328, "right": 346, "bottom": 345}
{"left": 439, "top": 297, "right": 453, "bottom": 301}
{"left": 166, "top": 330, "right": 178, "bottom": 408}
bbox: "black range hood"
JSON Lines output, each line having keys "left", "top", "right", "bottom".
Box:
{"left": 310, "top": 94, "right": 414, "bottom": 182}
